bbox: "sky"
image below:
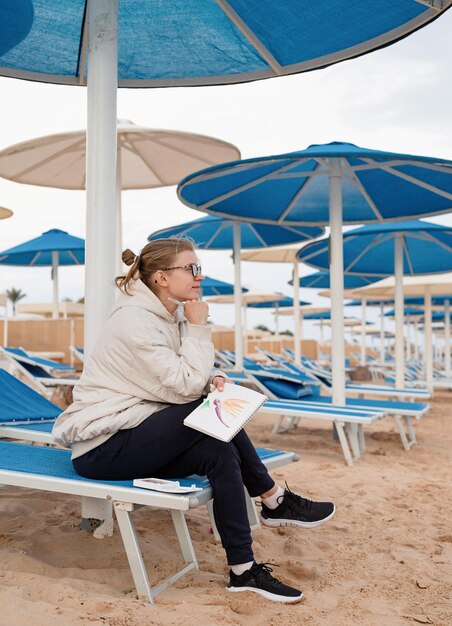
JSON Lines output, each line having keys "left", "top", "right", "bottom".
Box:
{"left": 0, "top": 9, "right": 452, "bottom": 339}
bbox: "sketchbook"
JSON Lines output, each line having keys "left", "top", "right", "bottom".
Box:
{"left": 183, "top": 384, "right": 268, "bottom": 442}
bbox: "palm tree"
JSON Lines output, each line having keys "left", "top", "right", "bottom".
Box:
{"left": 6, "top": 287, "right": 26, "bottom": 316}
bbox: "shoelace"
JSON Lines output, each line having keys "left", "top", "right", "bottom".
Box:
{"left": 253, "top": 562, "right": 281, "bottom": 582}
{"left": 280, "top": 482, "right": 313, "bottom": 511}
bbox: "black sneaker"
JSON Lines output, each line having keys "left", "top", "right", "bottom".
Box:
{"left": 261, "top": 485, "right": 335, "bottom": 529}
{"left": 227, "top": 562, "right": 303, "bottom": 604}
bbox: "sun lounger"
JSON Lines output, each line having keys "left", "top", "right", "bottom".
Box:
{"left": 70, "top": 346, "right": 85, "bottom": 363}
{"left": 0, "top": 440, "right": 298, "bottom": 603}
{"left": 0, "top": 346, "right": 79, "bottom": 397}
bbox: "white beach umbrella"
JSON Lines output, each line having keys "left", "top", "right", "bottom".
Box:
{"left": 353, "top": 273, "right": 452, "bottom": 387}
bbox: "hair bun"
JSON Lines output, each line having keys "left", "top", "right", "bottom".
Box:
{"left": 122, "top": 248, "right": 136, "bottom": 266}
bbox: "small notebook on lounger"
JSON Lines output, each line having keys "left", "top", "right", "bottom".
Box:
{"left": 183, "top": 384, "right": 267, "bottom": 442}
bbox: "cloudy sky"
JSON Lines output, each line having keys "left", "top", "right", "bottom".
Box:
{"left": 0, "top": 9, "right": 451, "bottom": 337}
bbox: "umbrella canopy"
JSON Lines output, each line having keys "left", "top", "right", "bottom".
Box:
{"left": 201, "top": 276, "right": 248, "bottom": 297}
{"left": 247, "top": 295, "right": 310, "bottom": 309}
{"left": 149, "top": 215, "right": 322, "bottom": 249}
{"left": 299, "top": 219, "right": 452, "bottom": 382}
{"left": 384, "top": 308, "right": 424, "bottom": 317}
{"left": 353, "top": 273, "right": 452, "bottom": 383}
{"left": 0, "top": 120, "right": 240, "bottom": 274}
{"left": 178, "top": 140, "right": 452, "bottom": 404}
{"left": 299, "top": 220, "right": 452, "bottom": 276}
{"left": 206, "top": 292, "right": 287, "bottom": 306}
{"left": 0, "top": 120, "right": 240, "bottom": 191}
{"left": 0, "top": 207, "right": 13, "bottom": 220}
{"left": 149, "top": 216, "right": 323, "bottom": 369}
{"left": 1, "top": 2, "right": 449, "bottom": 86}
{"left": 296, "top": 271, "right": 383, "bottom": 289}
{"left": 0, "top": 229, "right": 84, "bottom": 319}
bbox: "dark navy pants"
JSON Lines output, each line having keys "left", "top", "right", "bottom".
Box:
{"left": 73, "top": 399, "right": 275, "bottom": 565}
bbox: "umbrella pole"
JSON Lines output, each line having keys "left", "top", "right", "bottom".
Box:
{"left": 424, "top": 286, "right": 433, "bottom": 390}
{"left": 360, "top": 297, "right": 367, "bottom": 366}
{"left": 82, "top": 0, "right": 118, "bottom": 537}
{"left": 380, "top": 302, "right": 385, "bottom": 360}
{"left": 445, "top": 299, "right": 451, "bottom": 377}
{"left": 233, "top": 222, "right": 244, "bottom": 370}
{"left": 115, "top": 144, "right": 123, "bottom": 278}
{"left": 293, "top": 261, "right": 301, "bottom": 364}
{"left": 394, "top": 235, "right": 405, "bottom": 388}
{"left": 3, "top": 311, "right": 7, "bottom": 347}
{"left": 413, "top": 318, "right": 419, "bottom": 361}
{"left": 85, "top": 0, "right": 118, "bottom": 357}
{"left": 52, "top": 251, "right": 59, "bottom": 320}
{"left": 329, "top": 162, "right": 345, "bottom": 405}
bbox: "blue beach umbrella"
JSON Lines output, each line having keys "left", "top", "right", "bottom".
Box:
{"left": 247, "top": 294, "right": 310, "bottom": 334}
{"left": 296, "top": 272, "right": 383, "bottom": 289}
{"left": 299, "top": 220, "right": 452, "bottom": 386}
{"left": 178, "top": 141, "right": 452, "bottom": 403}
{"left": 1, "top": 3, "right": 450, "bottom": 357}
{"left": 201, "top": 276, "right": 248, "bottom": 297}
{"left": 0, "top": 229, "right": 85, "bottom": 319}
{"left": 149, "top": 216, "right": 323, "bottom": 369}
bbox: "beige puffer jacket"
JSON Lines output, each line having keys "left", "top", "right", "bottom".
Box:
{"left": 52, "top": 279, "right": 223, "bottom": 458}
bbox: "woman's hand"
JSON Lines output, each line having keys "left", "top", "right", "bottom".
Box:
{"left": 183, "top": 300, "right": 209, "bottom": 325}
{"left": 212, "top": 376, "right": 233, "bottom": 392}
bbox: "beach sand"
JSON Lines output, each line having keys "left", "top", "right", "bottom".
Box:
{"left": 0, "top": 392, "right": 451, "bottom": 626}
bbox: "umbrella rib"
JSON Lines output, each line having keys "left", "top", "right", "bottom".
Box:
{"left": 342, "top": 159, "right": 384, "bottom": 220}
{"left": 364, "top": 160, "right": 452, "bottom": 202}
{"left": 205, "top": 221, "right": 230, "bottom": 248}
{"left": 214, "top": 0, "right": 283, "bottom": 75}
{"left": 9, "top": 137, "right": 87, "bottom": 181}
{"left": 195, "top": 159, "right": 302, "bottom": 211}
{"left": 122, "top": 140, "right": 167, "bottom": 185}
{"left": 277, "top": 160, "right": 322, "bottom": 224}
{"left": 343, "top": 235, "right": 380, "bottom": 273}
{"left": 141, "top": 135, "right": 229, "bottom": 167}
{"left": 29, "top": 251, "right": 42, "bottom": 266}
{"left": 68, "top": 250, "right": 82, "bottom": 265}
{"left": 248, "top": 223, "right": 268, "bottom": 247}
{"left": 77, "top": 1, "right": 88, "bottom": 85}
{"left": 416, "top": 230, "right": 452, "bottom": 254}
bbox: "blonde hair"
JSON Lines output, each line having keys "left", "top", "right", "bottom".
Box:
{"left": 115, "top": 237, "right": 196, "bottom": 295}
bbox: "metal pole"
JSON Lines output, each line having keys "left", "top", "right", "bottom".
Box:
{"left": 233, "top": 222, "right": 243, "bottom": 370}
{"left": 82, "top": 0, "right": 118, "bottom": 537}
{"left": 413, "top": 318, "right": 419, "bottom": 361}
{"left": 394, "top": 235, "right": 405, "bottom": 388}
{"left": 360, "top": 297, "right": 367, "bottom": 366}
{"left": 380, "top": 302, "right": 385, "bottom": 360}
{"left": 329, "top": 161, "right": 345, "bottom": 405}
{"left": 445, "top": 299, "right": 451, "bottom": 377}
{"left": 293, "top": 261, "right": 301, "bottom": 365}
{"left": 424, "top": 286, "right": 433, "bottom": 391}
{"left": 52, "top": 250, "right": 59, "bottom": 319}
{"left": 85, "top": 0, "right": 118, "bottom": 356}
{"left": 115, "top": 140, "right": 123, "bottom": 278}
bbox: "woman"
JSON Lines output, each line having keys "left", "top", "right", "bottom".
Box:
{"left": 53, "top": 237, "right": 335, "bottom": 604}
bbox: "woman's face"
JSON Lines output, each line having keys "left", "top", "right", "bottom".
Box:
{"left": 163, "top": 249, "right": 204, "bottom": 301}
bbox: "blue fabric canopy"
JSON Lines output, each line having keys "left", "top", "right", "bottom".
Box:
{"left": 201, "top": 276, "right": 248, "bottom": 296}
{"left": 0, "top": 228, "right": 84, "bottom": 266}
{"left": 247, "top": 294, "right": 310, "bottom": 309}
{"left": 0, "top": 1, "right": 449, "bottom": 87}
{"left": 384, "top": 308, "right": 424, "bottom": 317}
{"left": 148, "top": 215, "right": 323, "bottom": 249}
{"left": 178, "top": 142, "right": 452, "bottom": 225}
{"left": 294, "top": 271, "right": 383, "bottom": 289}
{"left": 0, "top": 369, "right": 61, "bottom": 423}
{"left": 298, "top": 220, "right": 452, "bottom": 275}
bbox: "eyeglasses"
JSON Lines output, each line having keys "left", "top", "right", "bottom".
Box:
{"left": 162, "top": 263, "right": 202, "bottom": 278}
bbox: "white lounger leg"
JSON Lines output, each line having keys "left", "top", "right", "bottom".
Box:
{"left": 114, "top": 502, "right": 198, "bottom": 603}
{"left": 334, "top": 421, "right": 356, "bottom": 466}
{"left": 394, "top": 415, "right": 416, "bottom": 450}
{"left": 81, "top": 497, "right": 114, "bottom": 537}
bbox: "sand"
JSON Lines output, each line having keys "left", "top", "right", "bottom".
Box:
{"left": 0, "top": 391, "right": 451, "bottom": 626}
